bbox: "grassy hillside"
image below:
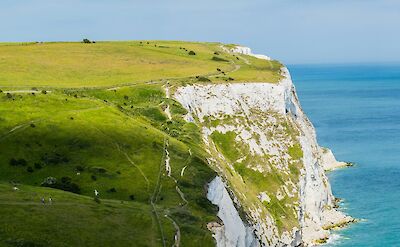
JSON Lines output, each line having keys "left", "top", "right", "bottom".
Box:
{"left": 0, "top": 41, "right": 282, "bottom": 88}
{"left": 0, "top": 40, "right": 284, "bottom": 246}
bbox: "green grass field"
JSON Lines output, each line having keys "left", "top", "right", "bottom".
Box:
{"left": 0, "top": 40, "right": 284, "bottom": 246}
{"left": 0, "top": 41, "right": 282, "bottom": 88}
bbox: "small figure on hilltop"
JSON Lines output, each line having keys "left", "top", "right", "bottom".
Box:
{"left": 49, "top": 197, "right": 52, "bottom": 204}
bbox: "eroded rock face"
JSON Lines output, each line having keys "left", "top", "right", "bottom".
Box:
{"left": 174, "top": 51, "right": 352, "bottom": 246}
{"left": 207, "top": 176, "right": 257, "bottom": 247}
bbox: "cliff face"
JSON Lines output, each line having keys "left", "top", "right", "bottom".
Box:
{"left": 174, "top": 47, "right": 352, "bottom": 246}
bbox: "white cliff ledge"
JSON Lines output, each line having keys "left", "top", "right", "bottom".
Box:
{"left": 174, "top": 46, "right": 353, "bottom": 246}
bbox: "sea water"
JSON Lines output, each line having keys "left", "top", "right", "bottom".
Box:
{"left": 288, "top": 64, "right": 400, "bottom": 247}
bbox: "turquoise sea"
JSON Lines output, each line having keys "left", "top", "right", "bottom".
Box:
{"left": 289, "top": 64, "right": 400, "bottom": 247}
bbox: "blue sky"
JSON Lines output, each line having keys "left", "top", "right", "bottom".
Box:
{"left": 0, "top": 0, "right": 399, "bottom": 64}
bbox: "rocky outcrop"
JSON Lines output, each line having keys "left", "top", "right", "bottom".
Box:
{"left": 174, "top": 46, "right": 352, "bottom": 246}
{"left": 207, "top": 176, "right": 258, "bottom": 247}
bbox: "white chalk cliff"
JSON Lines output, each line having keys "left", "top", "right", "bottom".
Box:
{"left": 174, "top": 46, "right": 353, "bottom": 246}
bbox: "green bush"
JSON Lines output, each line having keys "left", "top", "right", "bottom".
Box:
{"left": 9, "top": 158, "right": 27, "bottom": 167}
{"left": 212, "top": 56, "right": 229, "bottom": 62}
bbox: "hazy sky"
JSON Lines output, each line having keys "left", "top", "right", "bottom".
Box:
{"left": 1, "top": 0, "right": 399, "bottom": 64}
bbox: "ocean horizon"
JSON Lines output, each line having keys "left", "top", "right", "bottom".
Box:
{"left": 289, "top": 63, "right": 400, "bottom": 246}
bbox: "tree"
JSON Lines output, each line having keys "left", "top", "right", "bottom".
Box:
{"left": 82, "top": 38, "right": 92, "bottom": 44}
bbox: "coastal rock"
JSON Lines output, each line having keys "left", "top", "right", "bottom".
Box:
{"left": 207, "top": 176, "right": 257, "bottom": 247}
{"left": 174, "top": 46, "right": 352, "bottom": 246}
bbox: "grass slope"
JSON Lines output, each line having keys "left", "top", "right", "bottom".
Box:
{"left": 0, "top": 40, "right": 284, "bottom": 246}
{"left": 0, "top": 41, "right": 282, "bottom": 88}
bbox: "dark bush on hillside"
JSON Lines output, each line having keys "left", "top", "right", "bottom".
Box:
{"left": 91, "top": 175, "right": 97, "bottom": 181}
{"left": 0, "top": 89, "right": 2, "bottom": 93}
{"left": 107, "top": 188, "right": 117, "bottom": 193}
{"left": 9, "top": 158, "right": 27, "bottom": 167}
{"left": 41, "top": 153, "right": 69, "bottom": 165}
{"left": 76, "top": 165, "right": 84, "bottom": 172}
{"left": 91, "top": 167, "right": 107, "bottom": 174}
{"left": 26, "top": 166, "right": 34, "bottom": 173}
{"left": 196, "top": 76, "right": 211, "bottom": 82}
{"left": 6, "top": 93, "right": 12, "bottom": 99}
{"left": 42, "top": 176, "right": 81, "bottom": 194}
{"left": 30, "top": 123, "right": 36, "bottom": 128}
{"left": 124, "top": 95, "right": 129, "bottom": 100}
{"left": 129, "top": 194, "right": 135, "bottom": 200}
{"left": 216, "top": 68, "right": 221, "bottom": 72}
{"left": 34, "top": 162, "right": 42, "bottom": 169}
{"left": 212, "top": 56, "right": 229, "bottom": 62}
{"left": 188, "top": 51, "right": 196, "bottom": 55}
{"left": 82, "top": 38, "right": 92, "bottom": 44}
{"left": 214, "top": 51, "right": 220, "bottom": 55}
{"left": 41, "top": 90, "right": 47, "bottom": 94}
{"left": 41, "top": 177, "right": 57, "bottom": 186}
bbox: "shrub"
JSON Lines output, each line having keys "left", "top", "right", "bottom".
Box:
{"left": 42, "top": 176, "right": 81, "bottom": 194}
{"left": 41, "top": 153, "right": 69, "bottom": 165}
{"left": 91, "top": 175, "right": 97, "bottom": 181}
{"left": 26, "top": 166, "right": 34, "bottom": 173}
{"left": 9, "top": 158, "right": 18, "bottom": 166}
{"left": 30, "top": 123, "right": 36, "bottom": 128}
{"left": 124, "top": 95, "right": 129, "bottom": 100}
{"left": 129, "top": 194, "right": 135, "bottom": 200}
{"left": 107, "top": 188, "right": 117, "bottom": 193}
{"left": 76, "top": 165, "right": 84, "bottom": 172}
{"left": 34, "top": 163, "right": 42, "bottom": 169}
{"left": 188, "top": 51, "right": 196, "bottom": 55}
{"left": 41, "top": 177, "right": 57, "bottom": 186}
{"left": 9, "top": 158, "right": 27, "bottom": 167}
{"left": 91, "top": 167, "right": 107, "bottom": 174}
{"left": 6, "top": 93, "right": 12, "bottom": 99}
{"left": 212, "top": 56, "right": 229, "bottom": 62}
{"left": 41, "top": 90, "right": 47, "bottom": 94}
{"left": 82, "top": 38, "right": 92, "bottom": 44}
{"left": 197, "top": 76, "right": 211, "bottom": 82}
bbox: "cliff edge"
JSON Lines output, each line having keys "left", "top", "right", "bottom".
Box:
{"left": 174, "top": 46, "right": 353, "bottom": 246}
